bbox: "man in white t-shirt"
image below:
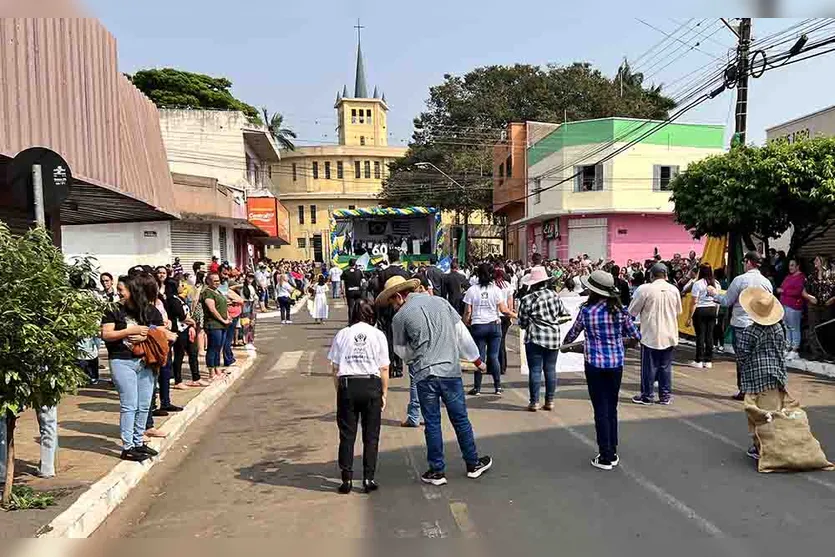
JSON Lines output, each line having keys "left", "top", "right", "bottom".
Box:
{"left": 329, "top": 264, "right": 343, "bottom": 299}
{"left": 328, "top": 299, "right": 390, "bottom": 494}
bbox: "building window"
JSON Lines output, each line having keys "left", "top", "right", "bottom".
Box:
{"left": 351, "top": 109, "right": 357, "bottom": 123}
{"left": 312, "top": 161, "right": 319, "bottom": 179}
{"left": 310, "top": 205, "right": 317, "bottom": 224}
{"left": 359, "top": 110, "right": 365, "bottom": 124}
{"left": 364, "top": 161, "right": 371, "bottom": 179}
{"left": 574, "top": 164, "right": 603, "bottom": 192}
{"left": 533, "top": 178, "right": 542, "bottom": 205}
{"left": 337, "top": 161, "right": 344, "bottom": 179}
{"left": 298, "top": 205, "right": 305, "bottom": 224}
{"left": 506, "top": 155, "right": 512, "bottom": 178}
{"left": 348, "top": 205, "right": 356, "bottom": 210}
{"left": 374, "top": 161, "right": 381, "bottom": 179}
{"left": 498, "top": 163, "right": 504, "bottom": 178}
{"left": 292, "top": 163, "right": 297, "bottom": 181}
{"left": 297, "top": 237, "right": 307, "bottom": 248}
{"left": 367, "top": 109, "right": 372, "bottom": 123}
{"left": 653, "top": 165, "right": 680, "bottom": 191}
{"left": 360, "top": 136, "right": 366, "bottom": 146}
{"left": 324, "top": 161, "right": 331, "bottom": 179}
{"left": 355, "top": 161, "right": 361, "bottom": 179}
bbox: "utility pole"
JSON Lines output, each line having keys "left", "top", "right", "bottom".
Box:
{"left": 728, "top": 17, "right": 752, "bottom": 279}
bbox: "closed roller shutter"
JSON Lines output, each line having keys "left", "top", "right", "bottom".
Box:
{"left": 799, "top": 223, "right": 835, "bottom": 261}
{"left": 568, "top": 217, "right": 608, "bottom": 260}
{"left": 171, "top": 222, "right": 212, "bottom": 272}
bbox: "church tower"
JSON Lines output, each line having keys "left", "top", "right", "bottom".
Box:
{"left": 336, "top": 21, "right": 389, "bottom": 147}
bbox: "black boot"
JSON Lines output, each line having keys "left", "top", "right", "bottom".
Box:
{"left": 338, "top": 472, "right": 352, "bottom": 494}
{"left": 363, "top": 479, "right": 379, "bottom": 493}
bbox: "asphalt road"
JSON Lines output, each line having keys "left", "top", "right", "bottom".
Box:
{"left": 91, "top": 300, "right": 835, "bottom": 555}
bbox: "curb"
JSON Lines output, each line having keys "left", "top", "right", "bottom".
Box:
{"left": 256, "top": 295, "right": 309, "bottom": 320}
{"left": 35, "top": 355, "right": 258, "bottom": 538}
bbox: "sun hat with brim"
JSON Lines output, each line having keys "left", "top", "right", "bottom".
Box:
{"left": 739, "top": 287, "right": 784, "bottom": 326}
{"left": 375, "top": 276, "right": 421, "bottom": 307}
{"left": 522, "top": 266, "right": 551, "bottom": 287}
{"left": 581, "top": 270, "right": 619, "bottom": 298}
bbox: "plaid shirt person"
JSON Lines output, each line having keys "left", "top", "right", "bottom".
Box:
{"left": 518, "top": 288, "right": 568, "bottom": 350}
{"left": 735, "top": 323, "right": 788, "bottom": 394}
{"left": 564, "top": 301, "right": 641, "bottom": 369}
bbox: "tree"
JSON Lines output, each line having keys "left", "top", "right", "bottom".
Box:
{"left": 261, "top": 108, "right": 297, "bottom": 151}
{"left": 128, "top": 68, "right": 262, "bottom": 125}
{"left": 380, "top": 62, "right": 676, "bottom": 214}
{"left": 670, "top": 137, "right": 835, "bottom": 257}
{"left": 0, "top": 224, "right": 103, "bottom": 507}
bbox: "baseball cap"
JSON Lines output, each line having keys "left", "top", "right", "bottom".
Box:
{"left": 650, "top": 263, "right": 669, "bottom": 276}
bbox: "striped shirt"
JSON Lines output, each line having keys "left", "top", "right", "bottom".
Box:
{"left": 391, "top": 293, "right": 462, "bottom": 383}
{"left": 564, "top": 301, "right": 641, "bottom": 369}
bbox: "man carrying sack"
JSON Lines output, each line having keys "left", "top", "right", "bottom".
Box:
{"left": 736, "top": 287, "right": 832, "bottom": 472}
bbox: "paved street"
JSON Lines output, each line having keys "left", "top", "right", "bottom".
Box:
{"left": 91, "top": 301, "right": 835, "bottom": 553}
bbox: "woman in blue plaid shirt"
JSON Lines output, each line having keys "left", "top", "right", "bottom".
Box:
{"left": 563, "top": 270, "right": 641, "bottom": 471}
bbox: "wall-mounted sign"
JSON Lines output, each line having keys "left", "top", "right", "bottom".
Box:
{"left": 5, "top": 147, "right": 72, "bottom": 211}
{"left": 247, "top": 197, "right": 290, "bottom": 243}
{"left": 543, "top": 219, "right": 558, "bottom": 240}
{"left": 143, "top": 230, "right": 158, "bottom": 238}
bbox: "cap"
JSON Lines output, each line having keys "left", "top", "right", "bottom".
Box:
{"left": 650, "top": 263, "right": 669, "bottom": 276}
{"left": 744, "top": 251, "right": 763, "bottom": 265}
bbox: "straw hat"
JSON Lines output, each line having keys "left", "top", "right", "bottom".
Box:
{"left": 375, "top": 276, "right": 421, "bottom": 307}
{"left": 740, "top": 287, "right": 784, "bottom": 326}
{"left": 581, "top": 270, "right": 619, "bottom": 298}
{"left": 522, "top": 266, "right": 551, "bottom": 287}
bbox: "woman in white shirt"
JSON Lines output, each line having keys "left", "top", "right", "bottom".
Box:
{"left": 463, "top": 263, "right": 516, "bottom": 395}
{"left": 328, "top": 299, "right": 390, "bottom": 495}
{"left": 686, "top": 264, "right": 719, "bottom": 369}
{"left": 496, "top": 267, "right": 515, "bottom": 376}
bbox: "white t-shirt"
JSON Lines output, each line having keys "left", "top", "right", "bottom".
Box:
{"left": 463, "top": 284, "right": 505, "bottom": 324}
{"left": 328, "top": 322, "right": 390, "bottom": 377}
{"left": 691, "top": 279, "right": 719, "bottom": 308}
{"left": 329, "top": 266, "right": 342, "bottom": 283}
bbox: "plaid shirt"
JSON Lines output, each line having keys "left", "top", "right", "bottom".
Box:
{"left": 564, "top": 301, "right": 641, "bottom": 369}
{"left": 734, "top": 323, "right": 787, "bottom": 394}
{"left": 518, "top": 289, "right": 568, "bottom": 350}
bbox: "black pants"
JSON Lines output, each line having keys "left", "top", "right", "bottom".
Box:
{"left": 173, "top": 329, "right": 200, "bottom": 382}
{"left": 693, "top": 307, "right": 716, "bottom": 363}
{"left": 499, "top": 317, "right": 511, "bottom": 374}
{"left": 346, "top": 293, "right": 361, "bottom": 324}
{"left": 277, "top": 297, "right": 291, "bottom": 321}
{"left": 714, "top": 309, "right": 727, "bottom": 348}
{"left": 79, "top": 357, "right": 99, "bottom": 382}
{"left": 336, "top": 377, "right": 383, "bottom": 481}
{"left": 584, "top": 364, "right": 623, "bottom": 463}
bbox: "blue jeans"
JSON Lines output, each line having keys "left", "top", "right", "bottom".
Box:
{"left": 0, "top": 405, "right": 58, "bottom": 478}
{"left": 783, "top": 306, "right": 802, "bottom": 350}
{"left": 640, "top": 345, "right": 673, "bottom": 401}
{"left": 206, "top": 328, "right": 225, "bottom": 369}
{"left": 404, "top": 366, "right": 422, "bottom": 426}
{"left": 470, "top": 322, "right": 502, "bottom": 392}
{"left": 526, "top": 343, "right": 558, "bottom": 404}
{"left": 584, "top": 363, "right": 623, "bottom": 463}
{"left": 331, "top": 281, "right": 341, "bottom": 298}
{"left": 224, "top": 319, "right": 238, "bottom": 366}
{"left": 110, "top": 358, "right": 155, "bottom": 450}
{"left": 416, "top": 376, "right": 479, "bottom": 472}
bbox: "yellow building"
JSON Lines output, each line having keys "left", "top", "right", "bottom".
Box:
{"left": 267, "top": 34, "right": 407, "bottom": 262}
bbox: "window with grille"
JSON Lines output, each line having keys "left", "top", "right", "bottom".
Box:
{"left": 367, "top": 109, "right": 372, "bottom": 123}
{"left": 312, "top": 162, "right": 319, "bottom": 179}
{"left": 351, "top": 109, "right": 357, "bottom": 124}
{"left": 355, "top": 161, "right": 361, "bottom": 179}
{"left": 324, "top": 161, "right": 331, "bottom": 179}
{"left": 374, "top": 161, "right": 381, "bottom": 179}
{"left": 292, "top": 163, "right": 297, "bottom": 181}
{"left": 337, "top": 161, "right": 344, "bottom": 179}
{"left": 364, "top": 161, "right": 371, "bottom": 179}
{"left": 298, "top": 205, "right": 305, "bottom": 224}
{"left": 310, "top": 205, "right": 317, "bottom": 224}
{"left": 360, "top": 136, "right": 366, "bottom": 146}
{"left": 653, "top": 165, "right": 680, "bottom": 191}
{"left": 297, "top": 237, "right": 307, "bottom": 248}
{"left": 574, "top": 165, "right": 603, "bottom": 192}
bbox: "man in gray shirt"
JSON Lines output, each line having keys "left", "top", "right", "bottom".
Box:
{"left": 379, "top": 276, "right": 493, "bottom": 486}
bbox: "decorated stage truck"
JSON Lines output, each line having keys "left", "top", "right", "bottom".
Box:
{"left": 330, "top": 206, "right": 445, "bottom": 269}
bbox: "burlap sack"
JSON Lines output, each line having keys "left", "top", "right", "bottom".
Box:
{"left": 744, "top": 390, "right": 834, "bottom": 473}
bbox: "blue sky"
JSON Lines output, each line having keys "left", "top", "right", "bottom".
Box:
{"left": 84, "top": 1, "right": 835, "bottom": 148}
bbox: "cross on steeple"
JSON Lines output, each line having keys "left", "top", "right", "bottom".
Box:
{"left": 354, "top": 18, "right": 364, "bottom": 46}
{"left": 353, "top": 18, "right": 369, "bottom": 98}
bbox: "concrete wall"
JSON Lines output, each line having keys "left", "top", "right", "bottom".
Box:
{"left": 338, "top": 99, "right": 388, "bottom": 146}
{"left": 607, "top": 214, "right": 703, "bottom": 265}
{"left": 62, "top": 221, "right": 172, "bottom": 277}
{"left": 766, "top": 105, "right": 835, "bottom": 143}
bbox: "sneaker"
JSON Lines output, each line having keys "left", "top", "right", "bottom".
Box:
{"left": 245, "top": 343, "right": 257, "bottom": 351}
{"left": 400, "top": 420, "right": 420, "bottom": 428}
{"left": 732, "top": 392, "right": 745, "bottom": 401}
{"left": 466, "top": 456, "right": 493, "bottom": 479}
{"left": 134, "top": 444, "right": 159, "bottom": 457}
{"left": 703, "top": 362, "right": 713, "bottom": 369}
{"left": 657, "top": 398, "right": 672, "bottom": 406}
{"left": 160, "top": 405, "right": 184, "bottom": 413}
{"left": 468, "top": 388, "right": 481, "bottom": 396}
{"left": 363, "top": 479, "right": 379, "bottom": 493}
{"left": 421, "top": 470, "right": 448, "bottom": 486}
{"left": 120, "top": 447, "right": 151, "bottom": 462}
{"left": 717, "top": 345, "right": 725, "bottom": 353}
{"left": 631, "top": 395, "right": 653, "bottom": 405}
{"left": 286, "top": 320, "right": 293, "bottom": 325}
{"left": 151, "top": 409, "right": 169, "bottom": 417}
{"left": 494, "top": 387, "right": 504, "bottom": 396}
{"left": 746, "top": 446, "right": 760, "bottom": 461}
{"left": 542, "top": 401, "right": 555, "bottom": 411}
{"left": 527, "top": 403, "right": 539, "bottom": 412}
{"left": 611, "top": 454, "right": 620, "bottom": 467}
{"left": 688, "top": 361, "right": 703, "bottom": 369}
{"left": 591, "top": 455, "right": 613, "bottom": 471}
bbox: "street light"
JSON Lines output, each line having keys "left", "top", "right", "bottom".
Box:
{"left": 415, "top": 161, "right": 467, "bottom": 262}
{"left": 414, "top": 161, "right": 465, "bottom": 191}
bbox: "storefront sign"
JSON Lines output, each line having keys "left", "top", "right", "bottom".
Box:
{"left": 6, "top": 147, "right": 72, "bottom": 211}
{"left": 543, "top": 219, "right": 558, "bottom": 240}
{"left": 247, "top": 197, "right": 290, "bottom": 243}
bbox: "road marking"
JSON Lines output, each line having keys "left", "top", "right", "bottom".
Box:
{"left": 420, "top": 520, "right": 447, "bottom": 538}
{"left": 506, "top": 386, "right": 726, "bottom": 539}
{"left": 449, "top": 501, "right": 477, "bottom": 538}
{"left": 263, "top": 350, "right": 303, "bottom": 379}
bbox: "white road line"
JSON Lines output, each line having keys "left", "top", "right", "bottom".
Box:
{"left": 506, "top": 386, "right": 726, "bottom": 539}
{"left": 263, "top": 350, "right": 303, "bottom": 379}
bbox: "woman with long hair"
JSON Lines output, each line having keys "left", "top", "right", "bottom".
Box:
{"left": 309, "top": 275, "right": 330, "bottom": 324}
{"left": 803, "top": 256, "right": 834, "bottom": 360}
{"left": 777, "top": 258, "right": 806, "bottom": 360}
{"left": 687, "top": 264, "right": 720, "bottom": 369}
{"left": 100, "top": 274, "right": 164, "bottom": 462}
{"left": 240, "top": 273, "right": 259, "bottom": 350}
{"left": 495, "top": 267, "right": 514, "bottom": 376}
{"left": 276, "top": 270, "right": 294, "bottom": 324}
{"left": 169, "top": 281, "right": 206, "bottom": 388}
{"left": 463, "top": 262, "right": 516, "bottom": 396}
{"left": 563, "top": 270, "right": 641, "bottom": 471}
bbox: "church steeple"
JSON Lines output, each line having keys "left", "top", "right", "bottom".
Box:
{"left": 353, "top": 19, "right": 369, "bottom": 98}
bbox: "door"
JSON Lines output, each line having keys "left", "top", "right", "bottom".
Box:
{"left": 312, "top": 233, "right": 323, "bottom": 263}
{"left": 170, "top": 222, "right": 213, "bottom": 272}
{"left": 568, "top": 218, "right": 607, "bottom": 260}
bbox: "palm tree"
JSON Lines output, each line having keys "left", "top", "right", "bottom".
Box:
{"left": 261, "top": 107, "right": 297, "bottom": 151}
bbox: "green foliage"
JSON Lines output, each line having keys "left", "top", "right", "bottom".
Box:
{"left": 381, "top": 62, "right": 676, "bottom": 213}
{"left": 261, "top": 108, "right": 297, "bottom": 151}
{"left": 129, "top": 68, "right": 262, "bottom": 125}
{"left": 0, "top": 223, "right": 103, "bottom": 417}
{"left": 2, "top": 485, "right": 56, "bottom": 511}
{"left": 671, "top": 137, "right": 835, "bottom": 256}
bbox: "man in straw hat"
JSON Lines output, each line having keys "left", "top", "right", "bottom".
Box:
{"left": 735, "top": 286, "right": 788, "bottom": 460}
{"left": 378, "top": 276, "right": 494, "bottom": 486}
{"left": 628, "top": 263, "right": 682, "bottom": 406}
